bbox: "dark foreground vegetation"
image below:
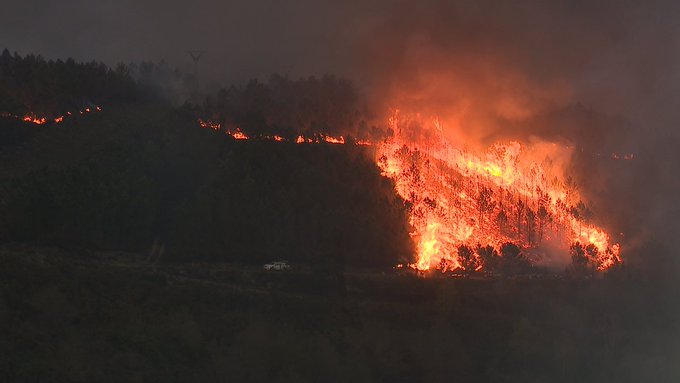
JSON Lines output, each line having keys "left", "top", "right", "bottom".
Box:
{"left": 0, "top": 247, "right": 677, "bottom": 382}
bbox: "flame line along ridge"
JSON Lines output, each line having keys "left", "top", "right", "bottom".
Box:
{"left": 0, "top": 106, "right": 102, "bottom": 125}
{"left": 198, "top": 118, "right": 359, "bottom": 145}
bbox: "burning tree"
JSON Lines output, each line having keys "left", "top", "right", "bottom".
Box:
{"left": 196, "top": 108, "right": 622, "bottom": 274}
{"left": 375, "top": 111, "right": 621, "bottom": 272}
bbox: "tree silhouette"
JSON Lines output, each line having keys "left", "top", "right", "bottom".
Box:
{"left": 477, "top": 186, "right": 496, "bottom": 229}
{"left": 500, "top": 242, "right": 530, "bottom": 276}
{"left": 567, "top": 242, "right": 595, "bottom": 277}
{"left": 476, "top": 244, "right": 500, "bottom": 274}
{"left": 457, "top": 245, "right": 479, "bottom": 275}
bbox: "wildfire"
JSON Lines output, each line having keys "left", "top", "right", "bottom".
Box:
{"left": 2, "top": 106, "right": 621, "bottom": 272}
{"left": 231, "top": 129, "right": 248, "bottom": 140}
{"left": 324, "top": 135, "right": 345, "bottom": 144}
{"left": 1, "top": 106, "right": 101, "bottom": 125}
{"left": 198, "top": 118, "right": 221, "bottom": 131}
{"left": 198, "top": 119, "right": 351, "bottom": 144}
{"left": 375, "top": 110, "right": 621, "bottom": 271}
{"left": 194, "top": 112, "right": 621, "bottom": 272}
{"left": 296, "top": 135, "right": 312, "bottom": 144}
{"left": 295, "top": 134, "right": 346, "bottom": 144}
{"left": 23, "top": 116, "right": 46, "bottom": 124}
{"left": 417, "top": 222, "right": 443, "bottom": 270}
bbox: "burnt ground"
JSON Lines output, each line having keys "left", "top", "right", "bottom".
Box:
{"left": 0, "top": 245, "right": 678, "bottom": 383}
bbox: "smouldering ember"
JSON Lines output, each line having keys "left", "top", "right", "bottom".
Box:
{"left": 612, "top": 153, "right": 635, "bottom": 160}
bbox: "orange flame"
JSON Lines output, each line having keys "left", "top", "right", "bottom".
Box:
{"left": 188, "top": 114, "right": 621, "bottom": 272}
{"left": 0, "top": 106, "right": 102, "bottom": 125}
{"left": 23, "top": 115, "right": 46, "bottom": 124}
{"left": 230, "top": 129, "right": 248, "bottom": 140}
{"left": 324, "top": 135, "right": 345, "bottom": 144}
{"left": 2, "top": 106, "right": 102, "bottom": 126}
{"left": 376, "top": 110, "right": 621, "bottom": 271}
{"left": 296, "top": 135, "right": 312, "bottom": 144}
{"left": 198, "top": 118, "right": 221, "bottom": 131}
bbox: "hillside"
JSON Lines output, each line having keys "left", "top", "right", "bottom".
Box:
{"left": 0, "top": 246, "right": 676, "bottom": 382}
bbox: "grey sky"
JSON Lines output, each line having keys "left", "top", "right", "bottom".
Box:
{"left": 1, "top": 0, "right": 368, "bottom": 83}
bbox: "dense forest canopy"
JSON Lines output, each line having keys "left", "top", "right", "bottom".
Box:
{"left": 0, "top": 51, "right": 412, "bottom": 267}
{"left": 202, "top": 74, "right": 386, "bottom": 141}
{"left": 0, "top": 49, "right": 197, "bottom": 115}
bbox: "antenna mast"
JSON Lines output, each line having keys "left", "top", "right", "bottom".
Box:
{"left": 187, "top": 50, "right": 203, "bottom": 79}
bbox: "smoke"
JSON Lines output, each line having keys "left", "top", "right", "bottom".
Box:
{"left": 345, "top": 1, "right": 680, "bottom": 267}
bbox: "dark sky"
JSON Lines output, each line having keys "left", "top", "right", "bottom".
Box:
{"left": 3, "top": 0, "right": 679, "bottom": 248}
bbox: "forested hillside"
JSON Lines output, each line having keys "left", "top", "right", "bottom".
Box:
{"left": 0, "top": 48, "right": 197, "bottom": 116}
{"left": 0, "top": 52, "right": 413, "bottom": 267}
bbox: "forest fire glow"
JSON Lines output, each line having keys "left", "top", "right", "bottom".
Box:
{"left": 2, "top": 106, "right": 621, "bottom": 273}
{"left": 198, "top": 119, "right": 349, "bottom": 144}
{"left": 231, "top": 129, "right": 248, "bottom": 140}
{"left": 1, "top": 106, "right": 101, "bottom": 125}
{"left": 376, "top": 110, "right": 621, "bottom": 272}
{"left": 195, "top": 111, "right": 621, "bottom": 272}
